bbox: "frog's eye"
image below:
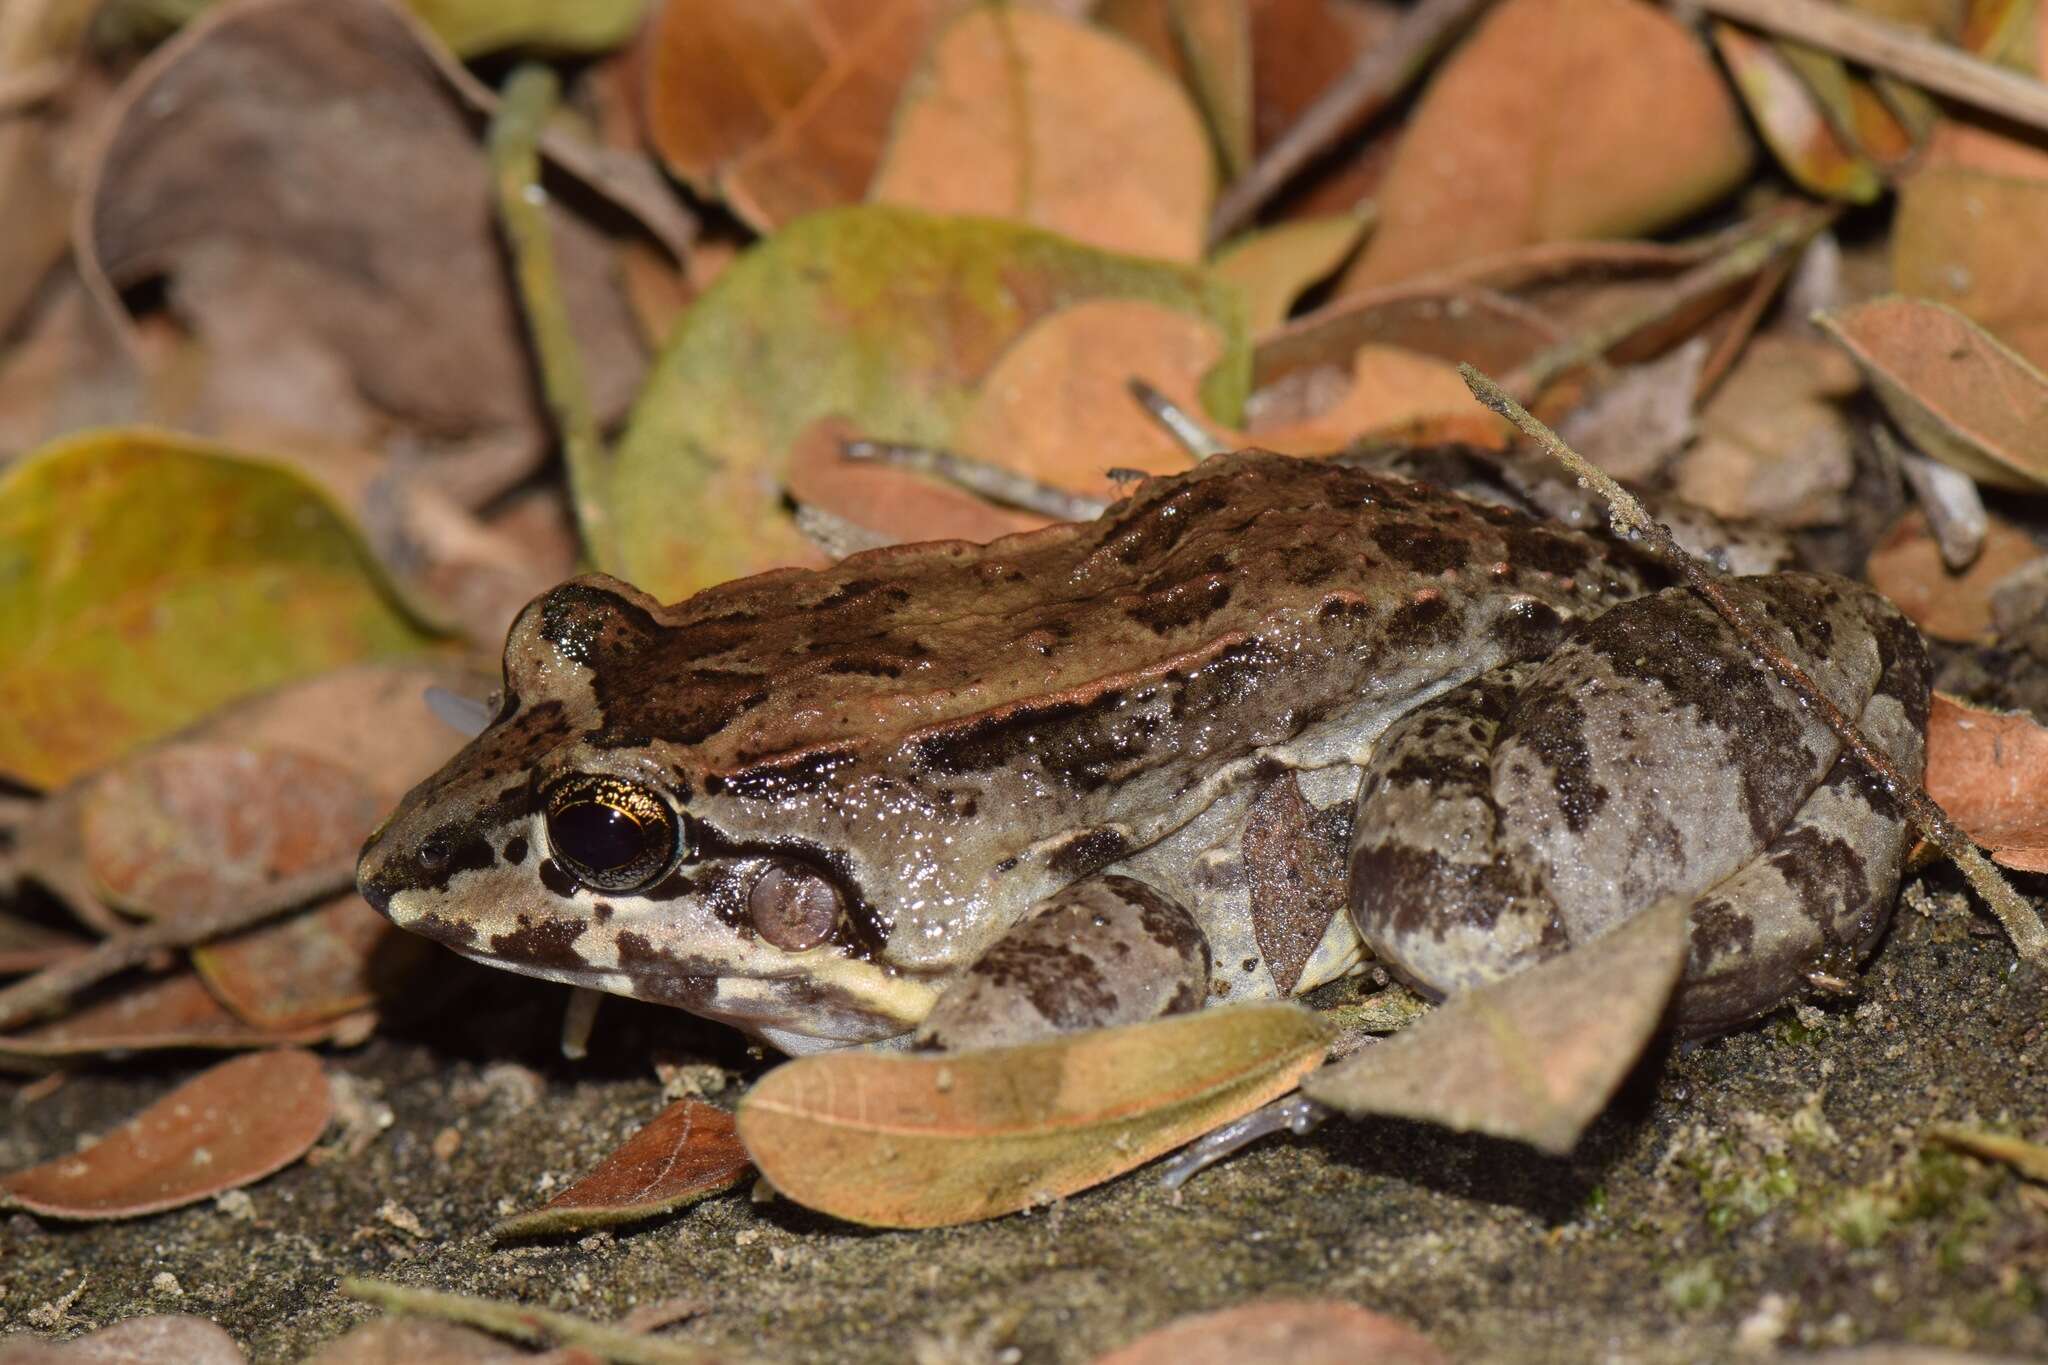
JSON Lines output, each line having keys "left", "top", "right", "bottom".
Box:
{"left": 748, "top": 862, "right": 843, "bottom": 952}
{"left": 540, "top": 775, "right": 679, "bottom": 892}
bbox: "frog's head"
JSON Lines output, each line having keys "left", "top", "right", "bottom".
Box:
{"left": 355, "top": 574, "right": 940, "bottom": 1052}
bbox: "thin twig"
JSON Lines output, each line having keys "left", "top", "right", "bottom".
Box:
{"left": 1459, "top": 363, "right": 2048, "bottom": 968}
{"left": 342, "top": 1279, "right": 749, "bottom": 1365}
{"left": 1206, "top": 0, "right": 1497, "bottom": 245}
{"left": 0, "top": 858, "right": 356, "bottom": 1034}
{"left": 840, "top": 440, "right": 1107, "bottom": 521}
{"left": 1692, "top": 0, "right": 2048, "bottom": 136}
{"left": 489, "top": 64, "right": 612, "bottom": 567}
{"left": 1503, "top": 203, "right": 1837, "bottom": 400}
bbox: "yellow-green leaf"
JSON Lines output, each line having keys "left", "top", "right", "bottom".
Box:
{"left": 1712, "top": 23, "right": 1882, "bottom": 203}
{"left": 736, "top": 1003, "right": 1329, "bottom": 1228}
{"left": 1212, "top": 210, "right": 1374, "bottom": 335}
{"left": 0, "top": 430, "right": 436, "bottom": 788}
{"left": 403, "top": 0, "right": 646, "bottom": 56}
{"left": 1816, "top": 295, "right": 2048, "bottom": 490}
{"left": 1302, "top": 899, "right": 1689, "bottom": 1155}
{"left": 602, "top": 205, "right": 1249, "bottom": 601}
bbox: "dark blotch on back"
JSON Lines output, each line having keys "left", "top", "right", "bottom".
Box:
{"left": 1370, "top": 521, "right": 1468, "bottom": 575}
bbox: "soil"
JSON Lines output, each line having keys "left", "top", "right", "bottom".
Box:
{"left": 2, "top": 867, "right": 2044, "bottom": 1364}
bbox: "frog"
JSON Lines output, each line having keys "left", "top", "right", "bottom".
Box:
{"left": 355, "top": 450, "right": 1928, "bottom": 1053}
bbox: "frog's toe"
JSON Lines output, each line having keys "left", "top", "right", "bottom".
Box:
{"left": 913, "top": 875, "right": 1210, "bottom": 1051}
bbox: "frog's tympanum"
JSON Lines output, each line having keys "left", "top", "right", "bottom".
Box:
{"left": 356, "top": 452, "right": 1928, "bottom": 1053}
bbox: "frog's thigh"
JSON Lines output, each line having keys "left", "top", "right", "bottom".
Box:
{"left": 912, "top": 875, "right": 1210, "bottom": 1052}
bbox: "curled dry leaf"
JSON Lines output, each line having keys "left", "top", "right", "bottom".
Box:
{"left": 0, "top": 1314, "right": 247, "bottom": 1364}
{"left": 1169, "top": 0, "right": 1254, "bottom": 179}
{"left": 1866, "top": 510, "right": 2046, "bottom": 644}
{"left": 493, "top": 1098, "right": 753, "bottom": 1237}
{"left": 1248, "top": 344, "right": 1494, "bottom": 453}
{"left": 1093, "top": 1299, "right": 1447, "bottom": 1365}
{"left": 0, "top": 1049, "right": 330, "bottom": 1219}
{"left": 1818, "top": 296, "right": 2048, "bottom": 491}
{"left": 736, "top": 1003, "right": 1329, "bottom": 1228}
{"left": 1339, "top": 0, "right": 1752, "bottom": 293}
{"left": 870, "top": 7, "right": 1213, "bottom": 261}
{"left": 1923, "top": 693, "right": 2048, "bottom": 874}
{"left": 0, "top": 970, "right": 367, "bottom": 1061}
{"left": 1711, "top": 24, "right": 1883, "bottom": 203}
{"left": 0, "top": 430, "right": 434, "bottom": 790}
{"left": 640, "top": 0, "right": 945, "bottom": 231}
{"left": 81, "top": 0, "right": 644, "bottom": 505}
{"left": 194, "top": 898, "right": 425, "bottom": 1033}
{"left": 1305, "top": 899, "right": 1689, "bottom": 1155}
{"left": 1211, "top": 211, "right": 1374, "bottom": 335}
{"left": 604, "top": 205, "right": 1248, "bottom": 600}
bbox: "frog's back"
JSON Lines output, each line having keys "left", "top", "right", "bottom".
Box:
{"left": 567, "top": 451, "right": 1649, "bottom": 785}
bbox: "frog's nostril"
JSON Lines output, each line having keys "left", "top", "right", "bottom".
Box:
{"left": 417, "top": 836, "right": 451, "bottom": 870}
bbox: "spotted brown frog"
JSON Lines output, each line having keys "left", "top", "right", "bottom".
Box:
{"left": 355, "top": 451, "right": 1927, "bottom": 1052}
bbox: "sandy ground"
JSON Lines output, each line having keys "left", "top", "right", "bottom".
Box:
{"left": 1, "top": 866, "right": 2044, "bottom": 1364}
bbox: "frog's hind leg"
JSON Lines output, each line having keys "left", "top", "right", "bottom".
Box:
{"left": 911, "top": 875, "right": 1210, "bottom": 1052}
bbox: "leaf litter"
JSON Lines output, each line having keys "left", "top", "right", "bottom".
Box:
{"left": 3, "top": 0, "right": 2048, "bottom": 1357}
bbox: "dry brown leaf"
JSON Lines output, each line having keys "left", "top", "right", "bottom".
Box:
{"left": 1712, "top": 24, "right": 1883, "bottom": 202}
{"left": 954, "top": 298, "right": 1223, "bottom": 492}
{"left": 1303, "top": 899, "right": 1689, "bottom": 1155}
{"left": 77, "top": 744, "right": 381, "bottom": 923}
{"left": 1923, "top": 693, "right": 2048, "bottom": 873}
{"left": 0, "top": 1314, "right": 247, "bottom": 1364}
{"left": 639, "top": 0, "right": 943, "bottom": 230}
{"left": 1867, "top": 510, "right": 2046, "bottom": 644}
{"left": 1818, "top": 296, "right": 2048, "bottom": 491}
{"left": 1670, "top": 333, "right": 1860, "bottom": 527}
{"left": 870, "top": 6, "right": 1213, "bottom": 261}
{"left": 1339, "top": 0, "right": 1752, "bottom": 292}
{"left": 493, "top": 1098, "right": 753, "bottom": 1237}
{"left": 0, "top": 971, "right": 367, "bottom": 1061}
{"left": 1, "top": 1049, "right": 330, "bottom": 1218}
{"left": 81, "top": 0, "right": 644, "bottom": 507}
{"left": 194, "top": 897, "right": 423, "bottom": 1033}
{"left": 1094, "top": 1300, "right": 1447, "bottom": 1365}
{"left": 1894, "top": 164, "right": 2048, "bottom": 375}
{"left": 736, "top": 1003, "right": 1328, "bottom": 1227}
{"left": 1250, "top": 0, "right": 1393, "bottom": 153}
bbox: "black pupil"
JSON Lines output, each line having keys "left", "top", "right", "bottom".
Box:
{"left": 551, "top": 802, "right": 649, "bottom": 872}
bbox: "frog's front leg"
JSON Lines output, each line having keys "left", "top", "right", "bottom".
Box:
{"left": 912, "top": 875, "right": 1210, "bottom": 1051}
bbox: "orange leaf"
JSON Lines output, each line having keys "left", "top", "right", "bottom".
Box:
{"left": 640, "top": 0, "right": 945, "bottom": 230}
{"left": 1925, "top": 693, "right": 2048, "bottom": 874}
{"left": 1340, "top": 0, "right": 1752, "bottom": 292}
{"left": 1, "top": 1050, "right": 330, "bottom": 1219}
{"left": 1712, "top": 25, "right": 1882, "bottom": 203}
{"left": 1865, "top": 509, "right": 2046, "bottom": 644}
{"left": 870, "top": 7, "right": 1213, "bottom": 260}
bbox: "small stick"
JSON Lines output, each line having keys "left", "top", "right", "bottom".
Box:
{"left": 489, "top": 64, "right": 613, "bottom": 568}
{"left": 840, "top": 440, "right": 1107, "bottom": 522}
{"left": 1692, "top": 0, "right": 2048, "bottom": 136}
{"left": 342, "top": 1278, "right": 747, "bottom": 1365}
{"left": 0, "top": 858, "right": 356, "bottom": 1034}
{"left": 1504, "top": 204, "right": 1836, "bottom": 400}
{"left": 1207, "top": 0, "right": 1497, "bottom": 245}
{"left": 1459, "top": 364, "right": 2048, "bottom": 967}
{"left": 1127, "top": 379, "right": 1227, "bottom": 460}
